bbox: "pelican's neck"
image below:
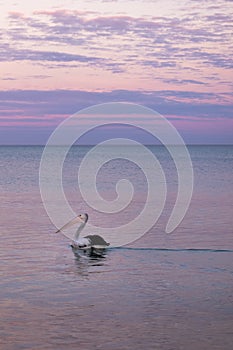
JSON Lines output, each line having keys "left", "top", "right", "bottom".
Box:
{"left": 74, "top": 222, "right": 86, "bottom": 241}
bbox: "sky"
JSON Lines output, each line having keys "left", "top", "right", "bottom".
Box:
{"left": 0, "top": 0, "right": 232, "bottom": 144}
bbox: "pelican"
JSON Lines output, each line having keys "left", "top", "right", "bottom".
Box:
{"left": 56, "top": 213, "right": 110, "bottom": 254}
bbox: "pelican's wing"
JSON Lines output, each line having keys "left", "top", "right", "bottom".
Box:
{"left": 84, "top": 235, "right": 110, "bottom": 247}
{"left": 56, "top": 216, "right": 83, "bottom": 233}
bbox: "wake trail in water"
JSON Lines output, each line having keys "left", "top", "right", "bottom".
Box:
{"left": 111, "top": 247, "right": 233, "bottom": 253}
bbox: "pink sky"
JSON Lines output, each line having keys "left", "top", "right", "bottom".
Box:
{"left": 0, "top": 0, "right": 232, "bottom": 144}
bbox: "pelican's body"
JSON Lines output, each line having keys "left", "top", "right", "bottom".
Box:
{"left": 56, "top": 213, "right": 109, "bottom": 255}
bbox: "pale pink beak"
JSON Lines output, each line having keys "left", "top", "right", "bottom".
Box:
{"left": 56, "top": 215, "right": 84, "bottom": 233}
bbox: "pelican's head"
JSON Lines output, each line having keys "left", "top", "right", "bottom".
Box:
{"left": 78, "top": 213, "right": 88, "bottom": 224}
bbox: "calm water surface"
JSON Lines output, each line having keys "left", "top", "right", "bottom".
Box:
{"left": 0, "top": 146, "right": 232, "bottom": 350}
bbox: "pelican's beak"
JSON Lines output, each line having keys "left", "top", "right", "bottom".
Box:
{"left": 56, "top": 215, "right": 84, "bottom": 233}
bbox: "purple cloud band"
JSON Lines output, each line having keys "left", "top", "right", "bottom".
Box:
{"left": 0, "top": 89, "right": 232, "bottom": 119}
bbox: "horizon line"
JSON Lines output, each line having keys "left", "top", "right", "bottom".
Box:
{"left": 0, "top": 144, "right": 233, "bottom": 147}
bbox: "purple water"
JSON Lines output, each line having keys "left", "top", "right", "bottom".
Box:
{"left": 0, "top": 145, "right": 232, "bottom": 349}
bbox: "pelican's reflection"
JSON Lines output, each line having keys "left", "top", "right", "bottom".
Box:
{"left": 72, "top": 246, "right": 107, "bottom": 276}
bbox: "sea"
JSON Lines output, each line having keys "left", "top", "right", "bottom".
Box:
{"left": 0, "top": 145, "right": 232, "bottom": 350}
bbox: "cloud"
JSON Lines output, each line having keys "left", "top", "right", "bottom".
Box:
{"left": 3, "top": 7, "right": 232, "bottom": 74}
{"left": 1, "top": 1, "right": 232, "bottom": 144}
{"left": 0, "top": 44, "right": 103, "bottom": 63}
{"left": 190, "top": 51, "right": 233, "bottom": 69}
{"left": 1, "top": 77, "right": 16, "bottom": 81}
{"left": 0, "top": 89, "right": 232, "bottom": 123}
{"left": 0, "top": 85, "right": 232, "bottom": 145}
{"left": 162, "top": 79, "right": 206, "bottom": 85}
